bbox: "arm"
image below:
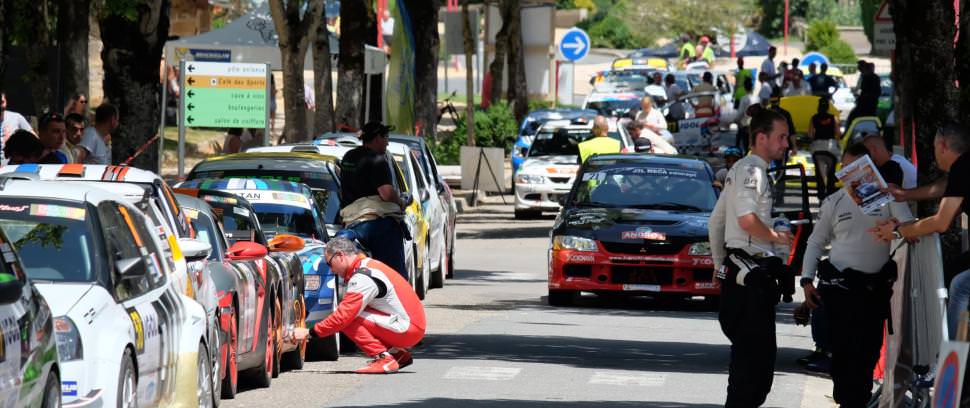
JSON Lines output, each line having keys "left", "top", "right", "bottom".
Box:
{"left": 75, "top": 147, "right": 89, "bottom": 163}
{"left": 888, "top": 178, "right": 947, "bottom": 202}
{"left": 801, "top": 198, "right": 835, "bottom": 281}
{"left": 312, "top": 274, "right": 378, "bottom": 338}
{"left": 834, "top": 116, "right": 842, "bottom": 140}
{"left": 872, "top": 197, "right": 963, "bottom": 241}
{"left": 735, "top": 167, "right": 792, "bottom": 246}
{"left": 709, "top": 194, "right": 728, "bottom": 270}
{"left": 377, "top": 184, "right": 401, "bottom": 206}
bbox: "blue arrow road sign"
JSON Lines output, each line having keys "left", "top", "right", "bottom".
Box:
{"left": 559, "top": 28, "right": 590, "bottom": 62}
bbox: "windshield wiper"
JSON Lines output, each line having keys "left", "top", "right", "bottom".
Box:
{"left": 632, "top": 202, "right": 705, "bottom": 212}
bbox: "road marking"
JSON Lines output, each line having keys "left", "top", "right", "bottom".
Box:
{"left": 443, "top": 366, "right": 521, "bottom": 381}
{"left": 589, "top": 372, "right": 665, "bottom": 386}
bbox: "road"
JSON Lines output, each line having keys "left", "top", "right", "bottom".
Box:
{"left": 223, "top": 203, "right": 833, "bottom": 407}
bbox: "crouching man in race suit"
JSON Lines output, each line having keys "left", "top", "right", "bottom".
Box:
{"left": 709, "top": 109, "right": 794, "bottom": 407}
{"left": 291, "top": 237, "right": 426, "bottom": 374}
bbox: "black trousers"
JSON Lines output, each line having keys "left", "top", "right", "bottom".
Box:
{"left": 719, "top": 258, "right": 778, "bottom": 408}
{"left": 820, "top": 283, "right": 886, "bottom": 408}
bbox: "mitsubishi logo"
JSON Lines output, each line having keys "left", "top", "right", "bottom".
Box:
{"left": 639, "top": 248, "right": 647, "bottom": 253}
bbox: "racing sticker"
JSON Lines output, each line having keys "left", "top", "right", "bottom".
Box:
{"left": 183, "top": 208, "right": 200, "bottom": 221}
{"left": 0, "top": 204, "right": 28, "bottom": 213}
{"left": 567, "top": 254, "right": 595, "bottom": 263}
{"left": 128, "top": 308, "right": 146, "bottom": 354}
{"left": 29, "top": 204, "right": 86, "bottom": 220}
{"left": 62, "top": 381, "right": 78, "bottom": 397}
{"left": 620, "top": 227, "right": 667, "bottom": 241}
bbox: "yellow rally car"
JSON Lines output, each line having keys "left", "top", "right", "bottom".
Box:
{"left": 387, "top": 142, "right": 432, "bottom": 300}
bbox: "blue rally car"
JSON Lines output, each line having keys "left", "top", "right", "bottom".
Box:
{"left": 512, "top": 109, "right": 598, "bottom": 175}
{"left": 178, "top": 178, "right": 342, "bottom": 360}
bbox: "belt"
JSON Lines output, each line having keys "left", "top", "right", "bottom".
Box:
{"left": 726, "top": 246, "right": 770, "bottom": 259}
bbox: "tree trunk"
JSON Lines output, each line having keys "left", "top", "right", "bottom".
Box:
{"left": 99, "top": 0, "right": 169, "bottom": 172}
{"left": 462, "top": 0, "right": 474, "bottom": 147}
{"left": 0, "top": 0, "right": 6, "bottom": 98}
{"left": 405, "top": 0, "right": 440, "bottom": 138}
{"left": 23, "top": 0, "right": 53, "bottom": 113}
{"left": 312, "top": 22, "right": 335, "bottom": 135}
{"left": 504, "top": 1, "right": 527, "bottom": 123}
{"left": 487, "top": 1, "right": 512, "bottom": 105}
{"left": 336, "top": 1, "right": 373, "bottom": 128}
{"left": 268, "top": 0, "right": 324, "bottom": 143}
{"left": 956, "top": 0, "right": 970, "bottom": 120}
{"left": 58, "top": 0, "right": 90, "bottom": 111}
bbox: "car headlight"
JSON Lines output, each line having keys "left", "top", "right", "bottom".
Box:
{"left": 552, "top": 235, "right": 598, "bottom": 252}
{"left": 54, "top": 316, "right": 83, "bottom": 361}
{"left": 305, "top": 274, "right": 321, "bottom": 292}
{"left": 515, "top": 174, "right": 548, "bottom": 184}
{"left": 689, "top": 242, "right": 711, "bottom": 256}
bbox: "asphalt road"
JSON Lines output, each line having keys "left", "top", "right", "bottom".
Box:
{"left": 223, "top": 203, "right": 833, "bottom": 408}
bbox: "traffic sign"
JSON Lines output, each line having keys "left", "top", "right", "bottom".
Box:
{"left": 181, "top": 61, "right": 269, "bottom": 128}
{"left": 873, "top": 0, "right": 895, "bottom": 55}
{"left": 559, "top": 28, "right": 590, "bottom": 62}
{"left": 799, "top": 52, "right": 830, "bottom": 68}
{"left": 933, "top": 341, "right": 969, "bottom": 408}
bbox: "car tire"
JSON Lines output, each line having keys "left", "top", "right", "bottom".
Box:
{"left": 117, "top": 349, "right": 137, "bottom": 408}
{"left": 271, "top": 296, "right": 283, "bottom": 378}
{"left": 281, "top": 334, "right": 306, "bottom": 370}
{"left": 41, "top": 370, "right": 60, "bottom": 408}
{"left": 220, "top": 304, "right": 238, "bottom": 400}
{"left": 245, "top": 297, "right": 274, "bottom": 388}
{"left": 197, "top": 342, "right": 214, "bottom": 408}
{"left": 414, "top": 249, "right": 427, "bottom": 300}
{"left": 514, "top": 209, "right": 539, "bottom": 220}
{"left": 446, "top": 244, "right": 455, "bottom": 279}
{"left": 429, "top": 243, "right": 445, "bottom": 289}
{"left": 309, "top": 335, "right": 340, "bottom": 361}
{"left": 547, "top": 289, "right": 576, "bottom": 306}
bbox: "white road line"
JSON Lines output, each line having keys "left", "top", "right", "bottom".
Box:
{"left": 589, "top": 372, "right": 666, "bottom": 386}
{"left": 443, "top": 366, "right": 522, "bottom": 381}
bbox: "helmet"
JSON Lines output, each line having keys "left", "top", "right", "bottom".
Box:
{"left": 700, "top": 36, "right": 710, "bottom": 44}
{"left": 723, "top": 147, "right": 742, "bottom": 158}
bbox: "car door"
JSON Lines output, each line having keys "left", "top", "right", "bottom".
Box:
{"left": 409, "top": 151, "right": 444, "bottom": 261}
{"left": 99, "top": 202, "right": 181, "bottom": 406}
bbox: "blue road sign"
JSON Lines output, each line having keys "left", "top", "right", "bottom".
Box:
{"left": 559, "top": 28, "right": 591, "bottom": 62}
{"left": 799, "top": 52, "right": 831, "bottom": 68}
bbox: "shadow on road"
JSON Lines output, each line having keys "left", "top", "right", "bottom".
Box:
{"left": 338, "top": 399, "right": 720, "bottom": 408}
{"left": 456, "top": 225, "right": 552, "bottom": 240}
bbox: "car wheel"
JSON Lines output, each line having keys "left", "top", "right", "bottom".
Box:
{"left": 271, "top": 296, "right": 283, "bottom": 378}
{"left": 245, "top": 298, "right": 274, "bottom": 388}
{"left": 220, "top": 305, "right": 238, "bottom": 399}
{"left": 117, "top": 349, "right": 137, "bottom": 408}
{"left": 414, "top": 249, "right": 427, "bottom": 300}
{"left": 309, "top": 334, "right": 340, "bottom": 361}
{"left": 197, "top": 342, "right": 213, "bottom": 408}
{"left": 41, "top": 370, "right": 60, "bottom": 408}
{"left": 429, "top": 243, "right": 445, "bottom": 289}
{"left": 547, "top": 289, "right": 576, "bottom": 306}
{"left": 282, "top": 296, "right": 307, "bottom": 371}
{"left": 446, "top": 245, "right": 455, "bottom": 279}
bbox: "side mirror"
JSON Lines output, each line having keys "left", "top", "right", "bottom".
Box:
{"left": 179, "top": 238, "right": 212, "bottom": 262}
{"left": 0, "top": 277, "right": 24, "bottom": 304}
{"left": 267, "top": 234, "right": 305, "bottom": 253}
{"left": 116, "top": 257, "right": 145, "bottom": 279}
{"left": 420, "top": 189, "right": 431, "bottom": 202}
{"left": 226, "top": 241, "right": 268, "bottom": 261}
{"left": 400, "top": 192, "right": 414, "bottom": 208}
{"left": 557, "top": 195, "right": 569, "bottom": 206}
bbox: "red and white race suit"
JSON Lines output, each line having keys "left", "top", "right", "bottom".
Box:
{"left": 312, "top": 256, "right": 426, "bottom": 356}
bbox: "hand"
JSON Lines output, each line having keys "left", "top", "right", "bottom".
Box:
{"left": 869, "top": 218, "right": 898, "bottom": 242}
{"left": 289, "top": 328, "right": 310, "bottom": 342}
{"left": 802, "top": 283, "right": 821, "bottom": 309}
{"left": 773, "top": 230, "right": 794, "bottom": 247}
{"left": 882, "top": 183, "right": 908, "bottom": 202}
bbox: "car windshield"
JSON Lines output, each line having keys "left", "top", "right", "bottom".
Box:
{"left": 0, "top": 199, "right": 99, "bottom": 282}
{"left": 586, "top": 99, "right": 640, "bottom": 117}
{"left": 251, "top": 203, "right": 321, "bottom": 240}
{"left": 528, "top": 129, "right": 591, "bottom": 157}
{"left": 572, "top": 164, "right": 716, "bottom": 211}
{"left": 189, "top": 169, "right": 340, "bottom": 225}
{"left": 201, "top": 197, "right": 262, "bottom": 244}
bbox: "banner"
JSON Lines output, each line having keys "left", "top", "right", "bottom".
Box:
{"left": 386, "top": 0, "right": 416, "bottom": 135}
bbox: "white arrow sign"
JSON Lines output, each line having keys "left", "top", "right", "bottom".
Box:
{"left": 559, "top": 28, "right": 591, "bottom": 62}
{"left": 562, "top": 37, "right": 587, "bottom": 54}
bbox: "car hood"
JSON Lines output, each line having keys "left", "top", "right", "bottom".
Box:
{"left": 558, "top": 207, "right": 710, "bottom": 242}
{"left": 34, "top": 282, "right": 99, "bottom": 316}
{"left": 521, "top": 156, "right": 579, "bottom": 175}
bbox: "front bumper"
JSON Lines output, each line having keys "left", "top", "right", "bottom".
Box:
{"left": 514, "top": 182, "right": 572, "bottom": 211}
{"left": 60, "top": 358, "right": 113, "bottom": 408}
{"left": 548, "top": 246, "right": 719, "bottom": 296}
{"left": 304, "top": 275, "right": 336, "bottom": 326}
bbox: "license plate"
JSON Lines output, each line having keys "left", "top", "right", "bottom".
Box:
{"left": 622, "top": 284, "right": 661, "bottom": 292}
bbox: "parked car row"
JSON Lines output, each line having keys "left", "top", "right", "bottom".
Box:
{"left": 0, "top": 133, "right": 459, "bottom": 407}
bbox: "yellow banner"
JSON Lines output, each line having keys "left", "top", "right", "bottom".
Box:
{"left": 184, "top": 75, "right": 266, "bottom": 89}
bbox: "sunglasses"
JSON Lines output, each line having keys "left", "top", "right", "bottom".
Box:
{"left": 326, "top": 252, "right": 339, "bottom": 266}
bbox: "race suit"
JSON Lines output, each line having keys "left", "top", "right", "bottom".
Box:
{"left": 312, "top": 256, "right": 426, "bottom": 356}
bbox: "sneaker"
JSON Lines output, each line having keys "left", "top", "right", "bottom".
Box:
{"left": 796, "top": 349, "right": 826, "bottom": 366}
{"left": 355, "top": 353, "right": 399, "bottom": 374}
{"left": 390, "top": 349, "right": 413, "bottom": 369}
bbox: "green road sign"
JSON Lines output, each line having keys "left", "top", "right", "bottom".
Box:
{"left": 180, "top": 62, "right": 268, "bottom": 128}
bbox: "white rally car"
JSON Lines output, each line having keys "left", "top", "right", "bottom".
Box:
{"left": 513, "top": 119, "right": 633, "bottom": 219}
{"left": 0, "top": 179, "right": 209, "bottom": 408}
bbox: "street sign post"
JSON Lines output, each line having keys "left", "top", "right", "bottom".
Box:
{"left": 558, "top": 27, "right": 590, "bottom": 62}
{"left": 177, "top": 61, "right": 270, "bottom": 177}
{"left": 873, "top": 0, "right": 895, "bottom": 56}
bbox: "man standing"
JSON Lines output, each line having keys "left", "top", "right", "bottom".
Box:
{"left": 760, "top": 46, "right": 779, "bottom": 84}
{"left": 847, "top": 61, "right": 881, "bottom": 126}
{"left": 803, "top": 143, "right": 912, "bottom": 406}
{"left": 809, "top": 63, "right": 837, "bottom": 97}
{"left": 0, "top": 93, "right": 34, "bottom": 162}
{"left": 679, "top": 34, "right": 696, "bottom": 64}
{"left": 862, "top": 134, "right": 904, "bottom": 187}
{"left": 63, "top": 113, "right": 86, "bottom": 163}
{"left": 693, "top": 72, "right": 717, "bottom": 111}
{"left": 734, "top": 57, "right": 753, "bottom": 109}
{"left": 77, "top": 103, "right": 118, "bottom": 164}
{"left": 292, "top": 237, "right": 425, "bottom": 374}
{"left": 635, "top": 96, "right": 667, "bottom": 137}
{"left": 758, "top": 72, "right": 774, "bottom": 103}
{"left": 36, "top": 112, "right": 69, "bottom": 164}
{"left": 664, "top": 74, "right": 684, "bottom": 102}
{"left": 339, "top": 121, "right": 409, "bottom": 278}
{"left": 872, "top": 124, "right": 969, "bottom": 340}
{"left": 709, "top": 109, "right": 794, "bottom": 407}
{"left": 578, "top": 116, "right": 620, "bottom": 163}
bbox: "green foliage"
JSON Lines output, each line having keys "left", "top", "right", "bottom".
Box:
{"left": 805, "top": 20, "right": 839, "bottom": 52}
{"left": 820, "top": 40, "right": 857, "bottom": 64}
{"left": 425, "top": 131, "right": 464, "bottom": 165}
{"left": 860, "top": 0, "right": 879, "bottom": 44}
{"left": 582, "top": 13, "right": 652, "bottom": 49}
{"left": 101, "top": 0, "right": 142, "bottom": 21}
{"left": 427, "top": 101, "right": 520, "bottom": 164}
{"left": 572, "top": 0, "right": 597, "bottom": 12}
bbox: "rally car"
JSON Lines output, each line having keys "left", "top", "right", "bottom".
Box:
{"left": 178, "top": 178, "right": 339, "bottom": 360}
{"left": 513, "top": 119, "right": 634, "bottom": 219}
{"left": 512, "top": 109, "right": 598, "bottom": 175}
{"left": 0, "top": 220, "right": 60, "bottom": 408}
{"left": 582, "top": 91, "right": 645, "bottom": 118}
{"left": 0, "top": 179, "right": 208, "bottom": 407}
{"left": 547, "top": 154, "right": 720, "bottom": 306}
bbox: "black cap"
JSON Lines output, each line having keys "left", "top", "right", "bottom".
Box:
{"left": 360, "top": 121, "right": 394, "bottom": 142}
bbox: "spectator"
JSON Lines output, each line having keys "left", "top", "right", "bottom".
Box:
{"left": 381, "top": 9, "right": 395, "bottom": 51}
{"left": 635, "top": 96, "right": 667, "bottom": 137}
{"left": 223, "top": 128, "right": 252, "bottom": 154}
{"left": 3, "top": 130, "right": 46, "bottom": 165}
{"left": 808, "top": 98, "right": 842, "bottom": 197}
{"left": 693, "top": 72, "right": 717, "bottom": 110}
{"left": 733, "top": 57, "right": 753, "bottom": 109}
{"left": 784, "top": 71, "right": 811, "bottom": 97}
{"left": 757, "top": 72, "right": 774, "bottom": 104}
{"left": 778, "top": 62, "right": 790, "bottom": 89}
{"left": 37, "top": 112, "right": 69, "bottom": 164}
{"left": 578, "top": 116, "right": 620, "bottom": 163}
{"left": 664, "top": 74, "right": 684, "bottom": 101}
{"left": 809, "top": 63, "right": 837, "bottom": 97}
{"left": 699, "top": 36, "right": 715, "bottom": 65}
{"left": 862, "top": 134, "right": 904, "bottom": 187}
{"left": 847, "top": 61, "right": 882, "bottom": 127}
{"left": 760, "top": 46, "right": 779, "bottom": 84}
{"left": 715, "top": 146, "right": 743, "bottom": 186}
{"left": 64, "top": 113, "right": 86, "bottom": 163}
{"left": 735, "top": 77, "right": 760, "bottom": 154}
{"left": 77, "top": 103, "right": 118, "bottom": 165}
{"left": 872, "top": 123, "right": 969, "bottom": 340}
{"left": 890, "top": 150, "right": 918, "bottom": 190}
{"left": 679, "top": 34, "right": 696, "bottom": 64}
{"left": 624, "top": 120, "right": 648, "bottom": 152}
{"left": 0, "top": 93, "right": 34, "bottom": 159}
{"left": 63, "top": 93, "right": 88, "bottom": 117}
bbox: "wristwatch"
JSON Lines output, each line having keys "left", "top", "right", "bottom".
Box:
{"left": 892, "top": 223, "right": 903, "bottom": 240}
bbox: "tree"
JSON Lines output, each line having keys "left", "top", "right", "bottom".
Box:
{"left": 58, "top": 0, "right": 90, "bottom": 107}
{"left": 621, "top": 0, "right": 745, "bottom": 41}
{"left": 335, "top": 1, "right": 375, "bottom": 129}
{"left": 312, "top": 13, "right": 334, "bottom": 135}
{"left": 99, "top": 0, "right": 170, "bottom": 172}
{"left": 10, "top": 0, "right": 54, "bottom": 113}
{"left": 403, "top": 0, "right": 441, "bottom": 138}
{"left": 487, "top": 0, "right": 512, "bottom": 106}
{"left": 268, "top": 0, "right": 325, "bottom": 143}
{"left": 503, "top": 1, "right": 527, "bottom": 123}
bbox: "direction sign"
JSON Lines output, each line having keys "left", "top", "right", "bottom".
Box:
{"left": 799, "top": 52, "right": 830, "bottom": 68}
{"left": 559, "top": 28, "right": 590, "bottom": 62}
{"left": 181, "top": 61, "right": 269, "bottom": 128}
{"left": 873, "top": 0, "right": 895, "bottom": 55}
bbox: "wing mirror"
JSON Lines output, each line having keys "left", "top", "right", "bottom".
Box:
{"left": 420, "top": 189, "right": 431, "bottom": 202}
{"left": 179, "top": 238, "right": 212, "bottom": 262}
{"left": 400, "top": 192, "right": 414, "bottom": 208}
{"left": 267, "top": 234, "right": 305, "bottom": 253}
{"left": 558, "top": 195, "right": 569, "bottom": 206}
{"left": 116, "top": 257, "right": 145, "bottom": 279}
{"left": 0, "top": 276, "right": 24, "bottom": 304}
{"left": 226, "top": 241, "right": 268, "bottom": 261}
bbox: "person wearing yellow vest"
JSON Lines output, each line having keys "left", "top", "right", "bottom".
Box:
{"left": 578, "top": 116, "right": 621, "bottom": 163}
{"left": 679, "top": 34, "right": 696, "bottom": 63}
{"left": 699, "top": 36, "right": 715, "bottom": 65}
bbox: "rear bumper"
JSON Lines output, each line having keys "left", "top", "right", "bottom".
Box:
{"left": 548, "top": 247, "right": 719, "bottom": 296}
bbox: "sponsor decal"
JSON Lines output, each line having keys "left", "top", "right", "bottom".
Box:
{"left": 0, "top": 204, "right": 28, "bottom": 212}
{"left": 691, "top": 257, "right": 714, "bottom": 266}
{"left": 621, "top": 230, "right": 667, "bottom": 241}
{"left": 127, "top": 309, "right": 145, "bottom": 354}
{"left": 184, "top": 208, "right": 200, "bottom": 220}
{"left": 29, "top": 204, "right": 85, "bottom": 220}
{"left": 610, "top": 255, "right": 676, "bottom": 263}
{"left": 240, "top": 192, "right": 262, "bottom": 201}
{"left": 545, "top": 167, "right": 577, "bottom": 175}
{"left": 695, "top": 282, "right": 717, "bottom": 289}
{"left": 567, "top": 254, "right": 595, "bottom": 263}
{"left": 62, "top": 381, "right": 78, "bottom": 397}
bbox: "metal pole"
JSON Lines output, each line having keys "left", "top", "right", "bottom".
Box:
{"left": 158, "top": 63, "right": 168, "bottom": 174}
{"left": 553, "top": 60, "right": 559, "bottom": 108}
{"left": 444, "top": 54, "right": 449, "bottom": 94}
{"left": 178, "top": 60, "right": 187, "bottom": 178}
{"left": 365, "top": 74, "right": 372, "bottom": 122}
{"left": 265, "top": 65, "right": 271, "bottom": 146}
{"left": 462, "top": 1, "right": 475, "bottom": 147}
